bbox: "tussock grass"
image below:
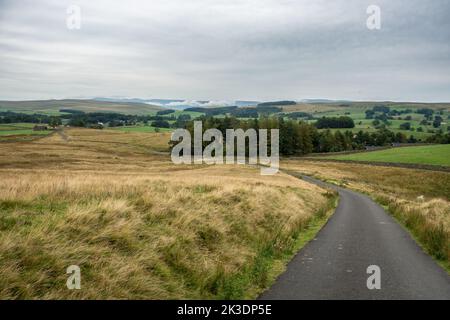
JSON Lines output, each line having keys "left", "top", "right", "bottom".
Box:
{"left": 379, "top": 196, "right": 449, "bottom": 263}
{"left": 0, "top": 129, "right": 332, "bottom": 299}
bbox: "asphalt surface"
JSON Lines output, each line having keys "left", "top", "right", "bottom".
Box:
{"left": 260, "top": 175, "right": 450, "bottom": 300}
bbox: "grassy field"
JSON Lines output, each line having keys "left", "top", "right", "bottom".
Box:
{"left": 290, "top": 102, "right": 450, "bottom": 140}
{"left": 0, "top": 123, "right": 52, "bottom": 140}
{"left": 0, "top": 128, "right": 335, "bottom": 299}
{"left": 0, "top": 123, "right": 38, "bottom": 129}
{"left": 282, "top": 159, "right": 450, "bottom": 271}
{"left": 171, "top": 110, "right": 204, "bottom": 118}
{"left": 0, "top": 129, "right": 50, "bottom": 136}
{"left": 100, "top": 102, "right": 450, "bottom": 140}
{"left": 2, "top": 100, "right": 450, "bottom": 141}
{"left": 325, "top": 145, "right": 450, "bottom": 166}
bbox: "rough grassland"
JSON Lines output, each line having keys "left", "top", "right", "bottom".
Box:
{"left": 0, "top": 129, "right": 333, "bottom": 299}
{"left": 282, "top": 159, "right": 450, "bottom": 271}
{"left": 325, "top": 145, "right": 450, "bottom": 167}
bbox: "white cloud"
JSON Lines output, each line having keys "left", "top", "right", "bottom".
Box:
{"left": 149, "top": 99, "right": 235, "bottom": 108}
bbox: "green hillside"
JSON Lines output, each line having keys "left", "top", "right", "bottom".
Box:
{"left": 0, "top": 99, "right": 163, "bottom": 115}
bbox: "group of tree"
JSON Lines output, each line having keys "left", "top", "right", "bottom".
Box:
{"left": 49, "top": 117, "right": 62, "bottom": 128}
{"left": 156, "top": 109, "right": 176, "bottom": 116}
{"left": 365, "top": 105, "right": 414, "bottom": 120}
{"left": 315, "top": 116, "right": 355, "bottom": 129}
{"left": 399, "top": 122, "right": 411, "bottom": 130}
{"left": 184, "top": 105, "right": 282, "bottom": 118}
{"left": 64, "top": 111, "right": 182, "bottom": 127}
{"left": 257, "top": 101, "right": 296, "bottom": 107}
{"left": 366, "top": 105, "right": 392, "bottom": 121}
{"left": 425, "top": 132, "right": 450, "bottom": 144}
{"left": 388, "top": 109, "right": 412, "bottom": 116}
{"left": 0, "top": 111, "right": 53, "bottom": 124}
{"left": 0, "top": 109, "right": 194, "bottom": 129}
{"left": 372, "top": 105, "right": 390, "bottom": 113}
{"left": 417, "top": 108, "right": 434, "bottom": 117}
{"left": 433, "top": 115, "right": 443, "bottom": 128}
{"left": 151, "top": 119, "right": 171, "bottom": 128}
{"left": 176, "top": 116, "right": 424, "bottom": 156}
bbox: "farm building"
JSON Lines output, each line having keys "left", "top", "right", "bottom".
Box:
{"left": 32, "top": 125, "right": 48, "bottom": 131}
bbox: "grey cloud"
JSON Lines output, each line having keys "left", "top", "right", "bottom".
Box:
{"left": 0, "top": 0, "right": 449, "bottom": 101}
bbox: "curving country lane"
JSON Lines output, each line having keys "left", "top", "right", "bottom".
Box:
{"left": 260, "top": 174, "right": 450, "bottom": 300}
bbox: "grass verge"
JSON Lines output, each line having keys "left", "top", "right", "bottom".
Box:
{"left": 375, "top": 196, "right": 450, "bottom": 273}
{"left": 211, "top": 191, "right": 338, "bottom": 299}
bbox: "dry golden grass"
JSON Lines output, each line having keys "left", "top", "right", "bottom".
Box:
{"left": 282, "top": 159, "right": 450, "bottom": 267}
{"left": 0, "top": 129, "right": 332, "bottom": 299}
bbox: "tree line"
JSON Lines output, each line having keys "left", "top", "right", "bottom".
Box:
{"left": 177, "top": 116, "right": 446, "bottom": 156}
{"left": 0, "top": 111, "right": 53, "bottom": 124}
{"left": 184, "top": 105, "right": 282, "bottom": 117}
{"left": 0, "top": 110, "right": 192, "bottom": 129}
{"left": 315, "top": 116, "right": 355, "bottom": 129}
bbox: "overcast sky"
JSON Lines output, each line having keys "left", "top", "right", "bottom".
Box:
{"left": 0, "top": 0, "right": 449, "bottom": 102}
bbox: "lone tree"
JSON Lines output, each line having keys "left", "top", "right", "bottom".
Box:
{"left": 399, "top": 122, "right": 411, "bottom": 130}
{"left": 49, "top": 116, "right": 62, "bottom": 128}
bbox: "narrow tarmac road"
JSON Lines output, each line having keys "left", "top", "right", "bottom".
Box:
{"left": 260, "top": 175, "right": 450, "bottom": 300}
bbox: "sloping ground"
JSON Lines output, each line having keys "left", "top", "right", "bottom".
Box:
{"left": 281, "top": 103, "right": 346, "bottom": 113}
{"left": 0, "top": 99, "right": 162, "bottom": 115}
{"left": 282, "top": 102, "right": 450, "bottom": 114}
{"left": 0, "top": 129, "right": 333, "bottom": 299}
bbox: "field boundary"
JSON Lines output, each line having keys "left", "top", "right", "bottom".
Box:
{"left": 248, "top": 188, "right": 338, "bottom": 299}
{"left": 291, "top": 158, "right": 450, "bottom": 173}
{"left": 304, "top": 143, "right": 436, "bottom": 157}
{"left": 0, "top": 130, "right": 56, "bottom": 143}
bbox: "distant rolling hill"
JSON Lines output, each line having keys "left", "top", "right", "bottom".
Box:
{"left": 0, "top": 99, "right": 163, "bottom": 115}
{"left": 2, "top": 99, "right": 448, "bottom": 116}
{"left": 94, "top": 98, "right": 260, "bottom": 109}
